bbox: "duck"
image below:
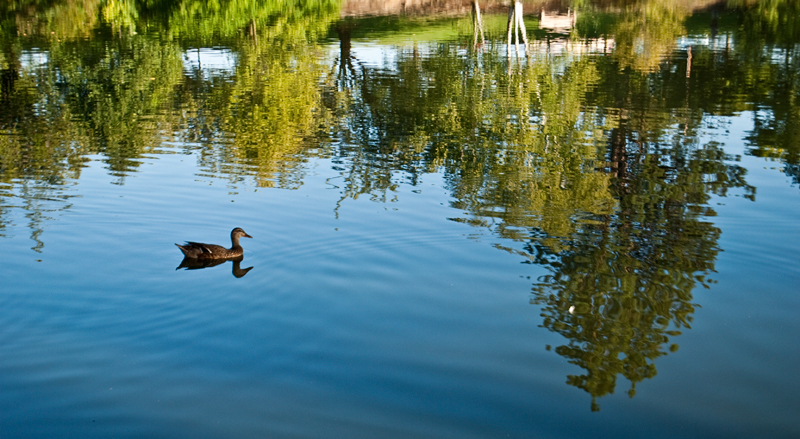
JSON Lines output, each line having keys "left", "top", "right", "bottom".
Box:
{"left": 175, "top": 227, "right": 253, "bottom": 259}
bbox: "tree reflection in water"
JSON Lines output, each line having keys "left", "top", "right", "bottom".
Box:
{"left": 321, "top": 3, "right": 762, "bottom": 409}
{"left": 526, "top": 143, "right": 736, "bottom": 410}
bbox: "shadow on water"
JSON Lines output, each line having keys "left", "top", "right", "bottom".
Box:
{"left": 176, "top": 256, "right": 254, "bottom": 278}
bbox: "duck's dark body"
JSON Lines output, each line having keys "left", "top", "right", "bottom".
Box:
{"left": 175, "top": 227, "right": 252, "bottom": 260}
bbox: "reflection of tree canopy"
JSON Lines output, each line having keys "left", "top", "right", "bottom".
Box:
{"left": 0, "top": 0, "right": 339, "bottom": 245}
{"left": 182, "top": 35, "right": 329, "bottom": 189}
{"left": 440, "top": 54, "right": 617, "bottom": 247}
{"left": 522, "top": 32, "right": 754, "bottom": 408}
{"left": 729, "top": 0, "right": 800, "bottom": 185}
{"left": 528, "top": 141, "right": 741, "bottom": 411}
{"left": 730, "top": 0, "right": 800, "bottom": 48}
{"left": 323, "top": 45, "right": 617, "bottom": 232}
{"left": 321, "top": 8, "right": 765, "bottom": 410}
{"left": 611, "top": 1, "right": 689, "bottom": 72}
{"left": 0, "top": 52, "right": 85, "bottom": 247}
{"left": 55, "top": 37, "right": 184, "bottom": 179}
{"left": 0, "top": 0, "right": 342, "bottom": 40}
{"left": 0, "top": 0, "right": 102, "bottom": 40}
{"left": 0, "top": 0, "right": 340, "bottom": 182}
{"left": 161, "top": 0, "right": 340, "bottom": 45}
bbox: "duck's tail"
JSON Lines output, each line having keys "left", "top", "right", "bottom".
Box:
{"left": 175, "top": 243, "right": 191, "bottom": 256}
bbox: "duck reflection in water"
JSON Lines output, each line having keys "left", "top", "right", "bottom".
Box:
{"left": 176, "top": 255, "right": 253, "bottom": 278}
{"left": 175, "top": 228, "right": 254, "bottom": 278}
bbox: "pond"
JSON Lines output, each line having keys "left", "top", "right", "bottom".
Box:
{"left": 1, "top": 1, "right": 799, "bottom": 438}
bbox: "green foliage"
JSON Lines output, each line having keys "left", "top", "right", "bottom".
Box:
{"left": 730, "top": 0, "right": 800, "bottom": 46}
{"left": 611, "top": 1, "right": 689, "bottom": 72}
{"left": 102, "top": 0, "right": 139, "bottom": 33}
{"left": 322, "top": 43, "right": 616, "bottom": 234}
{"left": 165, "top": 0, "right": 340, "bottom": 45}
{"left": 0, "top": 0, "right": 342, "bottom": 42}
{"left": 529, "top": 143, "right": 729, "bottom": 410}
{"left": 56, "top": 36, "right": 184, "bottom": 177}
{"left": 0, "top": 0, "right": 102, "bottom": 40}
{"left": 0, "top": 60, "right": 87, "bottom": 183}
{"left": 194, "top": 38, "right": 328, "bottom": 188}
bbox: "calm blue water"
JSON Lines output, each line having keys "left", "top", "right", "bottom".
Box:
{"left": 3, "top": 118, "right": 799, "bottom": 438}
{"left": 2, "top": 7, "right": 800, "bottom": 439}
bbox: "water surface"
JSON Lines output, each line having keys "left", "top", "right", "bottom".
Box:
{"left": 1, "top": 2, "right": 799, "bottom": 438}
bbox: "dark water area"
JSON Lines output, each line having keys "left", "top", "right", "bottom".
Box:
{"left": 1, "top": 1, "right": 799, "bottom": 438}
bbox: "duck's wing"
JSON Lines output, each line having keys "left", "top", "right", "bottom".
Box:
{"left": 185, "top": 241, "right": 227, "bottom": 254}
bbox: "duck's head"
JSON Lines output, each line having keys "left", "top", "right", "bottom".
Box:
{"left": 231, "top": 227, "right": 253, "bottom": 239}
